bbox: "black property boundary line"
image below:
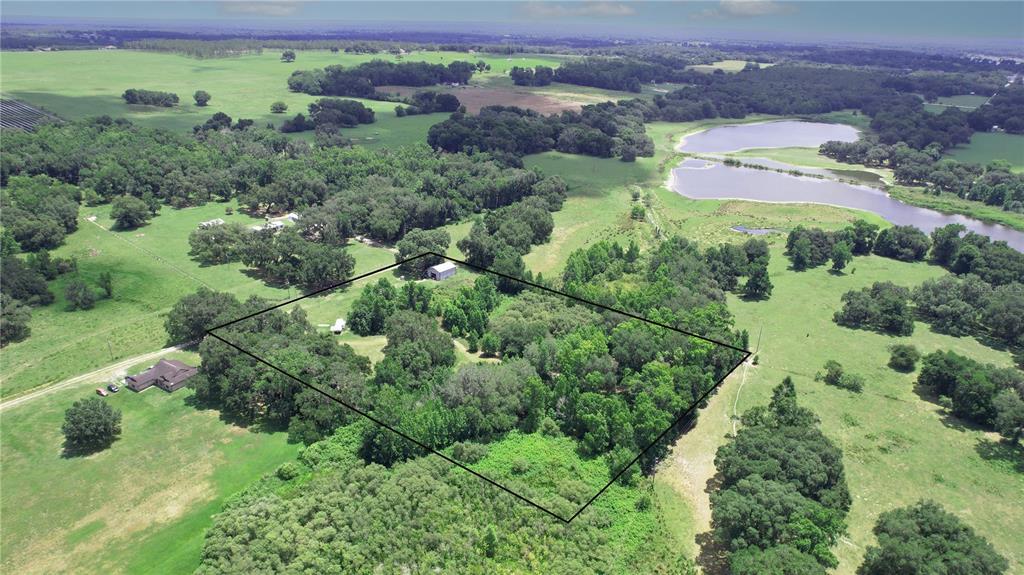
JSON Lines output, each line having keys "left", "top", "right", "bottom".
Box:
{"left": 207, "top": 252, "right": 751, "bottom": 523}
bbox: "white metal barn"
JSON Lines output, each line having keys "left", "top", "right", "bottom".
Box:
{"left": 331, "top": 318, "right": 347, "bottom": 334}
{"left": 426, "top": 261, "right": 457, "bottom": 281}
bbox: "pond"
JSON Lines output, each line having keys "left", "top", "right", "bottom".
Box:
{"left": 671, "top": 159, "right": 1024, "bottom": 251}
{"left": 678, "top": 120, "right": 860, "bottom": 153}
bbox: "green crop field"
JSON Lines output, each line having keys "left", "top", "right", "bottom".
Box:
{"left": 0, "top": 382, "right": 300, "bottom": 574}
{"left": 946, "top": 131, "right": 1024, "bottom": 170}
{"left": 0, "top": 49, "right": 567, "bottom": 139}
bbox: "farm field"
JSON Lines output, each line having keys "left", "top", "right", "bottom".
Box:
{"left": 664, "top": 248, "right": 1023, "bottom": 574}
{"left": 946, "top": 131, "right": 1024, "bottom": 170}
{"left": 0, "top": 49, "right": 568, "bottom": 137}
{"left": 0, "top": 201, "right": 393, "bottom": 399}
{"left": 0, "top": 380, "right": 300, "bottom": 574}
{"left": 687, "top": 59, "right": 767, "bottom": 73}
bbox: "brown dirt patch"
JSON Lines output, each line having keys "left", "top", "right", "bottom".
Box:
{"left": 376, "top": 85, "right": 581, "bottom": 115}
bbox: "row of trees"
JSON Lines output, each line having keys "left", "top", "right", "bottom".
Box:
{"left": 509, "top": 65, "right": 554, "bottom": 87}
{"left": 711, "top": 378, "right": 851, "bottom": 573}
{"left": 287, "top": 60, "right": 476, "bottom": 99}
{"left": 121, "top": 88, "right": 179, "bottom": 107}
{"left": 394, "top": 90, "right": 461, "bottom": 116}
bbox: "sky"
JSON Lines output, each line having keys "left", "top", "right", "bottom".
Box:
{"left": 3, "top": 1, "right": 1023, "bottom": 50}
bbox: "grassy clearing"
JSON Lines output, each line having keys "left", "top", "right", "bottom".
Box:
{"left": 671, "top": 248, "right": 1023, "bottom": 574}
{"left": 0, "top": 385, "right": 300, "bottom": 574}
{"left": 0, "top": 202, "right": 394, "bottom": 399}
{"left": 687, "top": 60, "right": 767, "bottom": 74}
{"left": 946, "top": 131, "right": 1024, "bottom": 170}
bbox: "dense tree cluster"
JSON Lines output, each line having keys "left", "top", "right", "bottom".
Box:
{"left": 196, "top": 426, "right": 693, "bottom": 574}
{"left": 858, "top": 500, "right": 1008, "bottom": 574}
{"left": 456, "top": 197, "right": 559, "bottom": 284}
{"left": 712, "top": 378, "right": 850, "bottom": 572}
{"left": 0, "top": 175, "right": 79, "bottom": 252}
{"left": 288, "top": 59, "right": 476, "bottom": 98}
{"left": 927, "top": 224, "right": 1024, "bottom": 287}
{"left": 918, "top": 350, "right": 1024, "bottom": 441}
{"left": 510, "top": 65, "right": 554, "bottom": 86}
{"left": 394, "top": 90, "right": 461, "bottom": 116}
{"left": 912, "top": 274, "right": 1024, "bottom": 346}
{"left": 427, "top": 102, "right": 654, "bottom": 162}
{"left": 969, "top": 83, "right": 1024, "bottom": 134}
{"left": 552, "top": 57, "right": 682, "bottom": 92}
{"left": 833, "top": 281, "right": 915, "bottom": 336}
{"left": 121, "top": 88, "right": 179, "bottom": 107}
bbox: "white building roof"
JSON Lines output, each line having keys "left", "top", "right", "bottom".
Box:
{"left": 428, "top": 261, "right": 457, "bottom": 273}
{"left": 331, "top": 318, "right": 346, "bottom": 331}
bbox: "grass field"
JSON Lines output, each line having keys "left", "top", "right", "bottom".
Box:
{"left": 0, "top": 49, "right": 567, "bottom": 137}
{"left": 665, "top": 247, "right": 1024, "bottom": 574}
{"left": 946, "top": 131, "right": 1024, "bottom": 170}
{"left": 687, "top": 59, "right": 769, "bottom": 74}
{"left": 0, "top": 383, "right": 300, "bottom": 574}
{"left": 0, "top": 202, "right": 394, "bottom": 399}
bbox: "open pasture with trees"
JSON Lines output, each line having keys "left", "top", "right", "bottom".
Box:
{"left": 0, "top": 49, "right": 567, "bottom": 140}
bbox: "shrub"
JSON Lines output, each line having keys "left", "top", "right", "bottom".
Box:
{"left": 451, "top": 441, "right": 489, "bottom": 464}
{"left": 270, "top": 101, "right": 288, "bottom": 113}
{"left": 888, "top": 344, "right": 921, "bottom": 372}
{"left": 276, "top": 462, "right": 301, "bottom": 480}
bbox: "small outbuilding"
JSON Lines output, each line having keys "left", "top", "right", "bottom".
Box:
{"left": 426, "top": 261, "right": 457, "bottom": 281}
{"left": 331, "top": 318, "right": 347, "bottom": 334}
{"left": 198, "top": 218, "right": 225, "bottom": 229}
{"left": 125, "top": 359, "right": 197, "bottom": 393}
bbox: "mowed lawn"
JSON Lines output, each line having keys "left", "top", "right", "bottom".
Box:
{"left": 0, "top": 49, "right": 567, "bottom": 139}
{"left": 0, "top": 383, "right": 301, "bottom": 574}
{"left": 0, "top": 202, "right": 394, "bottom": 399}
{"left": 716, "top": 250, "right": 1024, "bottom": 573}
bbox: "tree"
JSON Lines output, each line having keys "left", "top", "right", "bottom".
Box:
{"left": 888, "top": 344, "right": 920, "bottom": 372}
{"left": 730, "top": 545, "right": 826, "bottom": 575}
{"left": 0, "top": 294, "right": 32, "bottom": 346}
{"left": 281, "top": 50, "right": 296, "bottom": 63}
{"left": 481, "top": 333, "right": 500, "bottom": 357}
{"left": 395, "top": 228, "right": 450, "bottom": 277}
{"left": 165, "top": 288, "right": 241, "bottom": 344}
{"left": 830, "top": 241, "right": 852, "bottom": 272}
{"left": 790, "top": 236, "right": 813, "bottom": 271}
{"left": 270, "top": 101, "right": 288, "bottom": 113}
{"left": 62, "top": 397, "right": 122, "bottom": 453}
{"left": 857, "top": 500, "right": 1007, "bottom": 575}
{"left": 97, "top": 271, "right": 113, "bottom": 298}
{"left": 193, "top": 90, "right": 211, "bottom": 106}
{"left": 64, "top": 277, "right": 96, "bottom": 311}
{"left": 110, "top": 195, "right": 152, "bottom": 230}
{"left": 482, "top": 524, "right": 498, "bottom": 558}
{"left": 744, "top": 262, "right": 773, "bottom": 299}
{"left": 347, "top": 278, "right": 398, "bottom": 336}
{"left": 993, "top": 389, "right": 1024, "bottom": 444}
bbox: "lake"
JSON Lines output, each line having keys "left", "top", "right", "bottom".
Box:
{"left": 678, "top": 120, "right": 860, "bottom": 153}
{"left": 671, "top": 159, "right": 1024, "bottom": 251}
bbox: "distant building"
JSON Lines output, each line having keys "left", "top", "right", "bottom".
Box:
{"left": 125, "top": 359, "right": 197, "bottom": 393}
{"left": 266, "top": 221, "right": 285, "bottom": 231}
{"left": 331, "top": 318, "right": 347, "bottom": 334}
{"left": 426, "top": 261, "right": 457, "bottom": 281}
{"left": 285, "top": 212, "right": 300, "bottom": 222}
{"left": 198, "top": 218, "right": 225, "bottom": 229}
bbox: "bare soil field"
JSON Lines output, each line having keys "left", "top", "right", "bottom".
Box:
{"left": 376, "top": 84, "right": 582, "bottom": 114}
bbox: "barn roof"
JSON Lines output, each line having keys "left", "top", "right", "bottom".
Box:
{"left": 428, "top": 261, "right": 457, "bottom": 273}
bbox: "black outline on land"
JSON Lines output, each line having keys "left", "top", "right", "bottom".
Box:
{"left": 207, "top": 252, "right": 750, "bottom": 523}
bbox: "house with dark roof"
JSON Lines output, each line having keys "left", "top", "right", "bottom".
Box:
{"left": 125, "top": 359, "right": 197, "bottom": 393}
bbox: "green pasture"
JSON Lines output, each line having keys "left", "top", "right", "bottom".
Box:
{"left": 720, "top": 250, "right": 1023, "bottom": 573}
{"left": 0, "top": 384, "right": 300, "bottom": 574}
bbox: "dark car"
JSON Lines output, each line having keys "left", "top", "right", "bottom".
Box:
{"left": 107, "top": 383, "right": 120, "bottom": 393}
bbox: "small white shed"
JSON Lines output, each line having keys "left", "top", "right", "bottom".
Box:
{"left": 331, "top": 318, "right": 347, "bottom": 334}
{"left": 426, "top": 261, "right": 457, "bottom": 281}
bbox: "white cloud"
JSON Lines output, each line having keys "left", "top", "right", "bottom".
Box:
{"left": 523, "top": 1, "right": 636, "bottom": 19}
{"left": 219, "top": 1, "right": 306, "bottom": 18}
{"left": 693, "top": 0, "right": 795, "bottom": 20}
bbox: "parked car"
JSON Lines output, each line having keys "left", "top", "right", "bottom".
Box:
{"left": 107, "top": 383, "right": 120, "bottom": 393}
{"left": 95, "top": 388, "right": 108, "bottom": 397}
